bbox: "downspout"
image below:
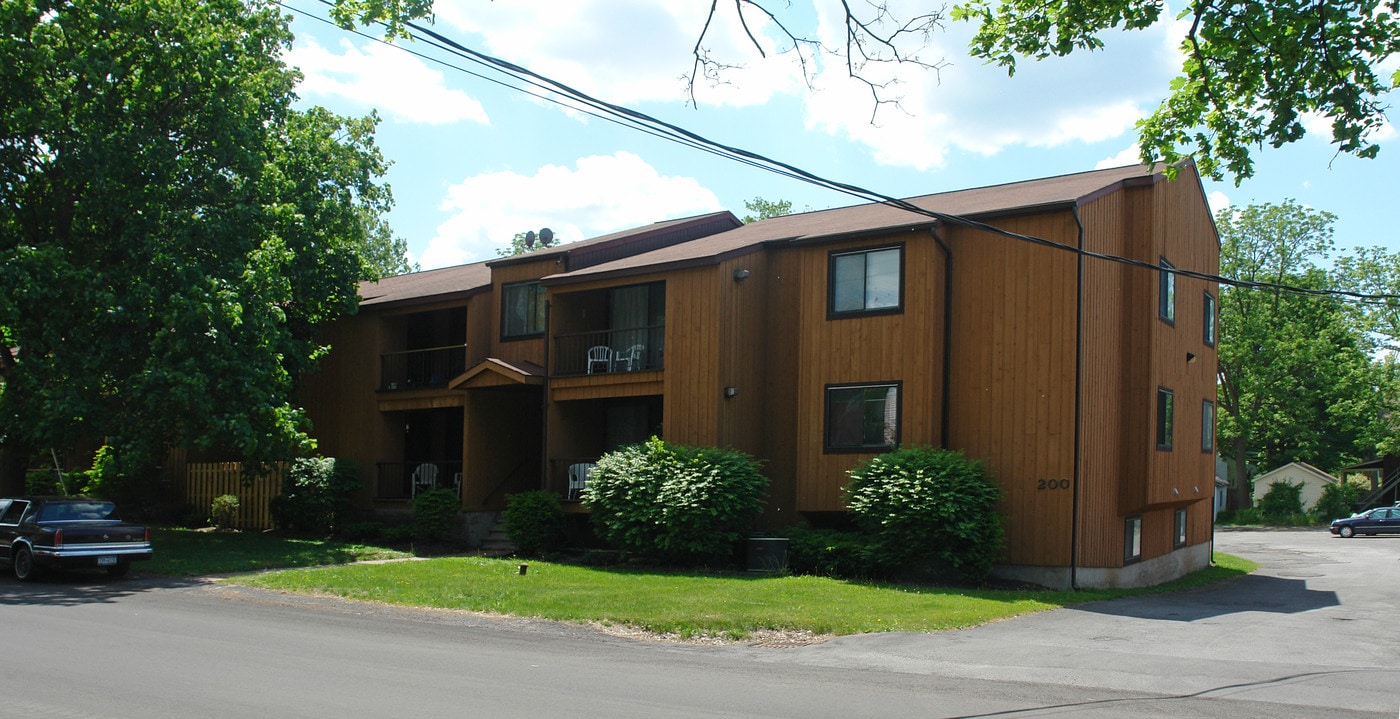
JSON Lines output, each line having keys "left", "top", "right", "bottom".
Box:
{"left": 540, "top": 299, "right": 551, "bottom": 491}
{"left": 1070, "top": 206, "right": 1086, "bottom": 591}
{"left": 930, "top": 227, "right": 952, "bottom": 448}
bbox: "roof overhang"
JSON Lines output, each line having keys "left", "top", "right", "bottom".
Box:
{"left": 451, "top": 358, "right": 545, "bottom": 389}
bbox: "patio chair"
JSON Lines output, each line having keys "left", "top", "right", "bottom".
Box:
{"left": 567, "top": 462, "right": 596, "bottom": 500}
{"left": 613, "top": 344, "right": 645, "bottom": 372}
{"left": 586, "top": 346, "right": 612, "bottom": 374}
{"left": 411, "top": 463, "right": 439, "bottom": 497}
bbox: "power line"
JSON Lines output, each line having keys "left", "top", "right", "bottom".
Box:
{"left": 283, "top": 2, "right": 1400, "bottom": 305}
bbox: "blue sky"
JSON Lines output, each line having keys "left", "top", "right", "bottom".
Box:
{"left": 280, "top": 1, "right": 1398, "bottom": 271}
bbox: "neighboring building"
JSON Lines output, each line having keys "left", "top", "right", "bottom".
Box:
{"left": 1250, "top": 462, "right": 1338, "bottom": 512}
{"left": 298, "top": 162, "right": 1220, "bottom": 589}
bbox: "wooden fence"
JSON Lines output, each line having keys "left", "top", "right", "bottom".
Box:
{"left": 181, "top": 462, "right": 284, "bottom": 531}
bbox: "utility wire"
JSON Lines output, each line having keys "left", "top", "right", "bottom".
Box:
{"left": 284, "top": 1, "right": 1400, "bottom": 305}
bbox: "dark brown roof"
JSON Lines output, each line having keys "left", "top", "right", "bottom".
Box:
{"left": 545, "top": 163, "right": 1175, "bottom": 285}
{"left": 358, "top": 261, "right": 492, "bottom": 307}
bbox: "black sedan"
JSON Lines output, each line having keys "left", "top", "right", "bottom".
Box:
{"left": 1330, "top": 506, "right": 1400, "bottom": 538}
{"left": 0, "top": 497, "right": 154, "bottom": 580}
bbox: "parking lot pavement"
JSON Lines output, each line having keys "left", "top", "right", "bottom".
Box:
{"left": 767, "top": 527, "right": 1400, "bottom": 716}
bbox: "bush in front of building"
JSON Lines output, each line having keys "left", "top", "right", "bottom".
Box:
{"left": 1311, "top": 474, "right": 1370, "bottom": 523}
{"left": 269, "top": 457, "right": 360, "bottom": 535}
{"left": 781, "top": 525, "right": 892, "bottom": 579}
{"left": 844, "top": 446, "right": 1003, "bottom": 583}
{"left": 502, "top": 490, "right": 564, "bottom": 556}
{"left": 412, "top": 488, "right": 460, "bottom": 542}
{"left": 584, "top": 436, "right": 768, "bottom": 566}
{"left": 1257, "top": 480, "right": 1305, "bottom": 521}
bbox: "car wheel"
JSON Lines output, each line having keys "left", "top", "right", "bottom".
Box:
{"left": 1339, "top": 525, "right": 1356, "bottom": 538}
{"left": 12, "top": 546, "right": 36, "bottom": 581}
{"left": 104, "top": 563, "right": 130, "bottom": 578}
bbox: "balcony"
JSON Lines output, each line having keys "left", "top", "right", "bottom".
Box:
{"left": 380, "top": 344, "right": 467, "bottom": 391}
{"left": 553, "top": 326, "right": 663, "bottom": 377}
{"left": 375, "top": 460, "right": 463, "bottom": 500}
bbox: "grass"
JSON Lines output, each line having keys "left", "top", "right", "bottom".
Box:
{"left": 143, "top": 528, "right": 412, "bottom": 577}
{"left": 217, "top": 543, "right": 1257, "bottom": 639}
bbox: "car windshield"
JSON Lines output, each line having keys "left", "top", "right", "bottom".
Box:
{"left": 37, "top": 501, "right": 119, "bottom": 522}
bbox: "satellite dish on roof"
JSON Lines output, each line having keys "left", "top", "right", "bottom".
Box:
{"left": 523, "top": 230, "right": 536, "bottom": 249}
{"left": 539, "top": 227, "right": 554, "bottom": 247}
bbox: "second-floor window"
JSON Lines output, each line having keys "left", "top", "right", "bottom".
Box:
{"left": 830, "top": 245, "right": 902, "bottom": 317}
{"left": 1159, "top": 258, "right": 1175, "bottom": 324}
{"left": 1203, "top": 291, "right": 1217, "bottom": 346}
{"left": 1156, "top": 387, "right": 1174, "bottom": 450}
{"left": 502, "top": 281, "right": 546, "bottom": 338}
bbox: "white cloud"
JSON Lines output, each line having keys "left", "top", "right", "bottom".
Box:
{"left": 432, "top": 0, "right": 804, "bottom": 107}
{"left": 417, "top": 151, "right": 724, "bottom": 268}
{"left": 1207, "top": 191, "right": 1231, "bottom": 216}
{"left": 288, "top": 37, "right": 489, "bottom": 125}
{"left": 1096, "top": 145, "right": 1143, "bottom": 170}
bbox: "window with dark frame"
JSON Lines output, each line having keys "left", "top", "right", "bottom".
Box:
{"left": 1125, "top": 515, "right": 1143, "bottom": 563}
{"left": 1203, "top": 292, "right": 1217, "bottom": 346}
{"left": 825, "top": 382, "right": 900, "bottom": 452}
{"left": 501, "top": 281, "right": 546, "bottom": 339}
{"left": 829, "top": 246, "right": 903, "bottom": 317}
{"left": 1201, "top": 400, "right": 1215, "bottom": 453}
{"left": 1156, "top": 388, "right": 1174, "bottom": 450}
{"left": 1159, "top": 258, "right": 1176, "bottom": 323}
{"left": 1174, "top": 508, "right": 1188, "bottom": 548}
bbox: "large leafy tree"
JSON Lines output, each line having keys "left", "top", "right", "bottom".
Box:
{"left": 1215, "top": 202, "right": 1395, "bottom": 508}
{"left": 0, "top": 0, "right": 404, "bottom": 492}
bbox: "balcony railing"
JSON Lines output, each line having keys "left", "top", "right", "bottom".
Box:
{"left": 554, "top": 326, "right": 663, "bottom": 376}
{"left": 375, "top": 461, "right": 463, "bottom": 500}
{"left": 380, "top": 344, "right": 467, "bottom": 391}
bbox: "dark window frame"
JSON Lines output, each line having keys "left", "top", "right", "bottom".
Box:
{"left": 823, "top": 381, "right": 902, "bottom": 454}
{"left": 1174, "top": 508, "right": 1188, "bottom": 548}
{"left": 1125, "top": 515, "right": 1143, "bottom": 564}
{"left": 1203, "top": 291, "right": 1217, "bottom": 346}
{"left": 827, "top": 244, "right": 905, "bottom": 319}
{"left": 1156, "top": 387, "right": 1175, "bottom": 450}
{"left": 1159, "top": 258, "right": 1176, "bottom": 325}
{"left": 500, "top": 280, "right": 547, "bottom": 341}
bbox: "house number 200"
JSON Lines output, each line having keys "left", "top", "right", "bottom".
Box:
{"left": 1037, "top": 478, "right": 1072, "bottom": 490}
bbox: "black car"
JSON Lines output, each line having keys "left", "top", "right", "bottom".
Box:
{"left": 1329, "top": 506, "right": 1400, "bottom": 538}
{"left": 0, "top": 497, "right": 154, "bottom": 580}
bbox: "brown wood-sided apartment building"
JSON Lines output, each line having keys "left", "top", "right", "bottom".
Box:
{"left": 298, "top": 163, "right": 1220, "bottom": 589}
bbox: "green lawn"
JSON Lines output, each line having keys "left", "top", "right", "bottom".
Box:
{"left": 144, "top": 528, "right": 412, "bottom": 577}
{"left": 182, "top": 531, "right": 1256, "bottom": 639}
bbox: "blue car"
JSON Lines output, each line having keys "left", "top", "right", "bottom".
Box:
{"left": 1330, "top": 506, "right": 1400, "bottom": 538}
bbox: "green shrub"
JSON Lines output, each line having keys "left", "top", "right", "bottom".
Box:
{"left": 781, "top": 526, "right": 889, "bottom": 579}
{"left": 503, "top": 490, "right": 563, "bottom": 556}
{"left": 269, "top": 457, "right": 361, "bottom": 535}
{"left": 1257, "top": 481, "right": 1304, "bottom": 521}
{"left": 1311, "top": 475, "right": 1369, "bottom": 522}
{"left": 412, "top": 488, "right": 460, "bottom": 542}
{"left": 585, "top": 436, "right": 768, "bottom": 565}
{"left": 844, "top": 446, "right": 1003, "bottom": 582}
{"left": 338, "top": 521, "right": 387, "bottom": 542}
{"left": 209, "top": 494, "right": 240, "bottom": 529}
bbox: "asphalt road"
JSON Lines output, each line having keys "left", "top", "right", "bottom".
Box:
{"left": 2, "top": 528, "right": 1397, "bottom": 718}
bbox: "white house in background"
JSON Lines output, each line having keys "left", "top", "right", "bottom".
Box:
{"left": 1251, "top": 462, "right": 1337, "bottom": 511}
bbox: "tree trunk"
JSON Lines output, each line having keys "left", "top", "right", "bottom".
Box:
{"left": 1229, "top": 437, "right": 1251, "bottom": 510}
{"left": 0, "top": 441, "right": 33, "bottom": 496}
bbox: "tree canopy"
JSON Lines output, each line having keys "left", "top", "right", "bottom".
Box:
{"left": 740, "top": 196, "right": 794, "bottom": 223}
{"left": 1214, "top": 201, "right": 1398, "bottom": 508}
{"left": 0, "top": 0, "right": 405, "bottom": 490}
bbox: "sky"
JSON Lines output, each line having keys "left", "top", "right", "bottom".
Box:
{"left": 278, "top": 0, "right": 1398, "bottom": 272}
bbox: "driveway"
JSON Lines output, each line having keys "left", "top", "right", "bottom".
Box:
{"left": 760, "top": 527, "right": 1400, "bottom": 715}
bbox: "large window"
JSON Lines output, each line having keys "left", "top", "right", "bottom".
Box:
{"left": 1203, "top": 292, "right": 1217, "bottom": 346}
{"left": 1159, "top": 258, "right": 1176, "bottom": 323}
{"left": 1156, "top": 387, "right": 1174, "bottom": 450}
{"left": 829, "top": 246, "right": 903, "bottom": 317}
{"left": 825, "top": 382, "right": 900, "bottom": 452}
{"left": 502, "top": 281, "right": 546, "bottom": 338}
{"left": 1201, "top": 400, "right": 1215, "bottom": 453}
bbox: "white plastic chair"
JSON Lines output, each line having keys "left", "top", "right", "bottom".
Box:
{"left": 567, "top": 462, "right": 596, "bottom": 500}
{"left": 613, "top": 344, "right": 645, "bottom": 372}
{"left": 586, "top": 346, "right": 612, "bottom": 374}
{"left": 411, "top": 463, "right": 439, "bottom": 497}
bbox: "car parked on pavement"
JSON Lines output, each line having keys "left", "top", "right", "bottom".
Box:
{"left": 1330, "top": 506, "right": 1400, "bottom": 538}
{"left": 0, "top": 497, "right": 154, "bottom": 580}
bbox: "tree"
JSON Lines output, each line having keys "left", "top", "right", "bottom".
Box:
{"left": 740, "top": 196, "right": 793, "bottom": 223}
{"left": 0, "top": 0, "right": 405, "bottom": 493}
{"left": 1215, "top": 202, "right": 1394, "bottom": 509}
{"left": 494, "top": 230, "right": 567, "bottom": 258}
{"left": 1336, "top": 246, "right": 1400, "bottom": 353}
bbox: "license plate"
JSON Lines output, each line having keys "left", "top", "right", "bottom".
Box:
{"left": 97, "top": 556, "right": 118, "bottom": 566}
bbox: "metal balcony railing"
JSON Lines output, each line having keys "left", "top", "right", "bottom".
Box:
{"left": 375, "top": 461, "right": 463, "bottom": 500}
{"left": 553, "top": 326, "right": 663, "bottom": 376}
{"left": 379, "top": 344, "right": 467, "bottom": 391}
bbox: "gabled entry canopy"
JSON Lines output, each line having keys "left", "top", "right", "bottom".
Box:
{"left": 451, "top": 358, "right": 546, "bottom": 389}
